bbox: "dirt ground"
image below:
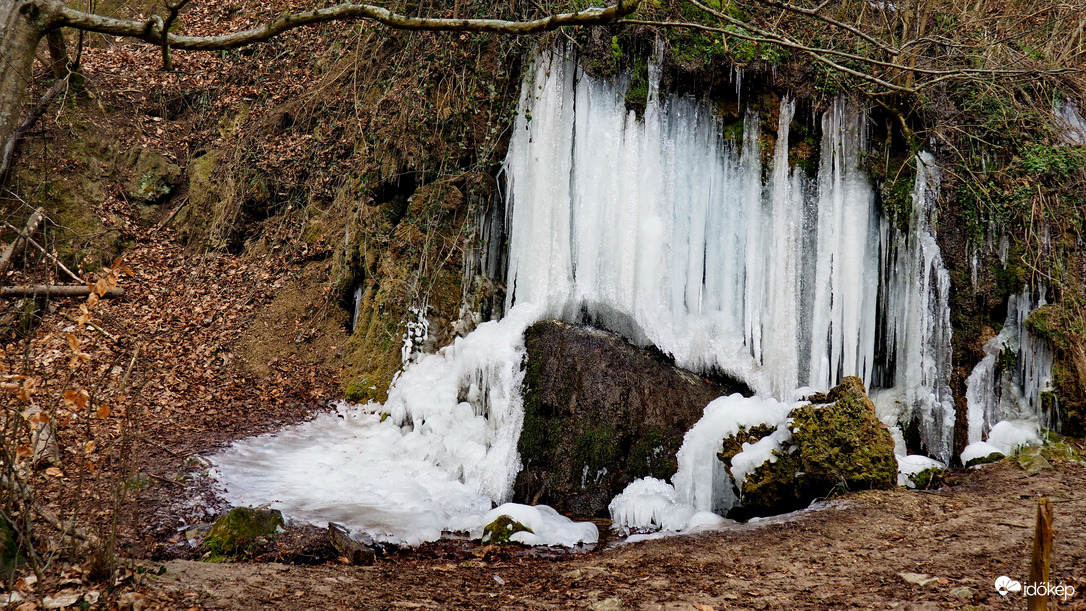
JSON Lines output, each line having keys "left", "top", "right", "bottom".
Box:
{"left": 2, "top": 235, "right": 1085, "bottom": 610}
{"left": 136, "top": 461, "right": 1085, "bottom": 610}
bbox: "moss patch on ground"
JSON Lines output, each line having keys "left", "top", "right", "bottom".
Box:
{"left": 481, "top": 515, "right": 533, "bottom": 544}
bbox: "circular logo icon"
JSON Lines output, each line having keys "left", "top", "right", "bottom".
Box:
{"left": 995, "top": 576, "right": 1022, "bottom": 596}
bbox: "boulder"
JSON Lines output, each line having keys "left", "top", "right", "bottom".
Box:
{"left": 202, "top": 507, "right": 284, "bottom": 557}
{"left": 481, "top": 515, "right": 533, "bottom": 544}
{"left": 515, "top": 320, "right": 748, "bottom": 516}
{"left": 721, "top": 377, "right": 897, "bottom": 516}
{"left": 788, "top": 376, "right": 898, "bottom": 492}
{"left": 124, "top": 147, "right": 181, "bottom": 204}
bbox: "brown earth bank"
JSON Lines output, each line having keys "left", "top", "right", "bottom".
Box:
{"left": 137, "top": 461, "right": 1086, "bottom": 610}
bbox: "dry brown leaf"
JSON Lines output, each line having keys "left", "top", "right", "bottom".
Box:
{"left": 66, "top": 333, "right": 80, "bottom": 353}
{"left": 64, "top": 389, "right": 89, "bottom": 411}
{"left": 45, "top": 467, "right": 63, "bottom": 478}
{"left": 96, "top": 404, "right": 111, "bottom": 419}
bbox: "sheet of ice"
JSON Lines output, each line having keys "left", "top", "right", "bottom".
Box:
{"left": 871, "top": 154, "right": 955, "bottom": 462}
{"left": 447, "top": 503, "right": 598, "bottom": 546}
{"left": 986, "top": 420, "right": 1042, "bottom": 455}
{"left": 212, "top": 305, "right": 545, "bottom": 546}
{"left": 1055, "top": 99, "right": 1086, "bottom": 145}
{"left": 960, "top": 441, "right": 1005, "bottom": 465}
{"left": 896, "top": 454, "right": 945, "bottom": 488}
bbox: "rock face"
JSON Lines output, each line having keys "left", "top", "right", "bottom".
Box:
{"left": 515, "top": 320, "right": 749, "bottom": 517}
{"left": 720, "top": 376, "right": 897, "bottom": 516}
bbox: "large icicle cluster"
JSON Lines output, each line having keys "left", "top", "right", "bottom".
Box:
{"left": 502, "top": 52, "right": 955, "bottom": 459}
{"left": 961, "top": 288, "right": 1054, "bottom": 463}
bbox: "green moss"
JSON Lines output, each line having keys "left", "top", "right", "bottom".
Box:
{"left": 739, "top": 449, "right": 803, "bottom": 514}
{"left": 481, "top": 515, "right": 532, "bottom": 544}
{"left": 202, "top": 507, "right": 285, "bottom": 558}
{"left": 624, "top": 60, "right": 650, "bottom": 115}
{"left": 964, "top": 451, "right": 1004, "bottom": 467}
{"left": 572, "top": 425, "right": 618, "bottom": 485}
{"left": 628, "top": 429, "right": 680, "bottom": 481}
{"left": 345, "top": 378, "right": 379, "bottom": 403}
{"left": 789, "top": 377, "right": 897, "bottom": 493}
{"left": 910, "top": 467, "right": 946, "bottom": 490}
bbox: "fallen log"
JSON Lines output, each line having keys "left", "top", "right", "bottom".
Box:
{"left": 0, "top": 285, "right": 124, "bottom": 298}
{"left": 0, "top": 207, "right": 45, "bottom": 276}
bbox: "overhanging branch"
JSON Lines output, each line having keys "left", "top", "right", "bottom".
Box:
{"left": 36, "top": 0, "right": 641, "bottom": 50}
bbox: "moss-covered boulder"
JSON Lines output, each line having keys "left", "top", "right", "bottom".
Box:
{"left": 124, "top": 147, "right": 181, "bottom": 203}
{"left": 789, "top": 377, "right": 898, "bottom": 492}
{"left": 481, "top": 515, "right": 533, "bottom": 544}
{"left": 722, "top": 377, "right": 897, "bottom": 516}
{"left": 736, "top": 448, "right": 805, "bottom": 516}
{"left": 202, "top": 507, "right": 285, "bottom": 557}
{"left": 515, "top": 320, "right": 749, "bottom": 516}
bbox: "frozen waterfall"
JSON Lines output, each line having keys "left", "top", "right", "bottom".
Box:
{"left": 501, "top": 53, "right": 955, "bottom": 460}
{"left": 212, "top": 49, "right": 997, "bottom": 545}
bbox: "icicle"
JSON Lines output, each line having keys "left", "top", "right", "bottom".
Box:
{"left": 962, "top": 286, "right": 1056, "bottom": 463}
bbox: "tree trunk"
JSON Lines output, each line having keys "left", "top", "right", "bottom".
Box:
{"left": 44, "top": 29, "right": 69, "bottom": 79}
{"left": 0, "top": 0, "right": 47, "bottom": 154}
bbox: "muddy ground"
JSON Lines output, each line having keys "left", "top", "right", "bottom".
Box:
{"left": 143, "top": 461, "right": 1085, "bottom": 610}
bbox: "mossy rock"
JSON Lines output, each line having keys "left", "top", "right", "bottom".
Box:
{"left": 964, "top": 451, "right": 1004, "bottom": 467}
{"left": 203, "top": 507, "right": 285, "bottom": 557}
{"left": 125, "top": 147, "right": 181, "bottom": 203}
{"left": 726, "top": 377, "right": 897, "bottom": 516}
{"left": 738, "top": 448, "right": 805, "bottom": 515}
{"left": 1016, "top": 446, "right": 1054, "bottom": 473}
{"left": 910, "top": 467, "right": 947, "bottom": 490}
{"left": 717, "top": 424, "right": 776, "bottom": 468}
{"left": 789, "top": 377, "right": 897, "bottom": 493}
{"left": 481, "top": 515, "right": 532, "bottom": 544}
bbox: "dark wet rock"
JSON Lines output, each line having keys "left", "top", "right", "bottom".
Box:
{"left": 329, "top": 522, "right": 376, "bottom": 564}
{"left": 515, "top": 319, "right": 749, "bottom": 517}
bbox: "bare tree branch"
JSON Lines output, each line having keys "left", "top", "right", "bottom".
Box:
{"left": 36, "top": 0, "right": 641, "bottom": 51}
{"left": 751, "top": 0, "right": 899, "bottom": 56}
